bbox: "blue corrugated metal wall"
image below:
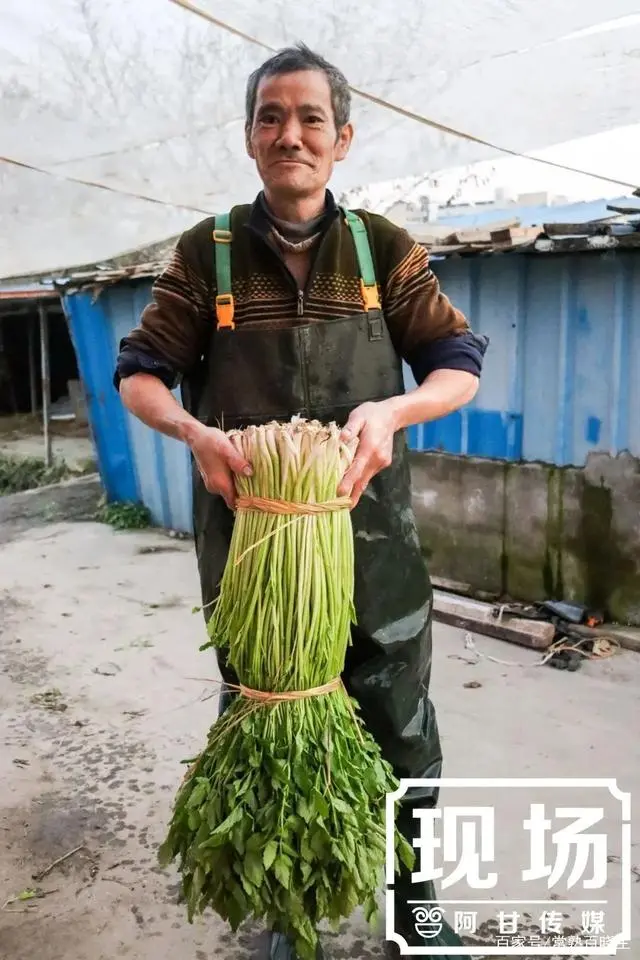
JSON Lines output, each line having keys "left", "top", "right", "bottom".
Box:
{"left": 64, "top": 282, "right": 194, "bottom": 532}
{"left": 64, "top": 249, "right": 640, "bottom": 531}
{"left": 414, "top": 250, "right": 640, "bottom": 465}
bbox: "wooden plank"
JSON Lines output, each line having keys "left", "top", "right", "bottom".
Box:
{"left": 426, "top": 243, "right": 468, "bottom": 255}
{"left": 606, "top": 204, "right": 640, "bottom": 216}
{"left": 431, "top": 576, "right": 473, "bottom": 596}
{"left": 433, "top": 591, "right": 556, "bottom": 649}
{"left": 615, "top": 235, "right": 640, "bottom": 248}
{"left": 28, "top": 314, "right": 37, "bottom": 415}
{"left": 542, "top": 222, "right": 613, "bottom": 237}
{"left": 535, "top": 236, "right": 621, "bottom": 253}
{"left": 448, "top": 229, "right": 493, "bottom": 244}
{"left": 0, "top": 289, "right": 58, "bottom": 301}
{"left": 411, "top": 224, "right": 462, "bottom": 242}
{"left": 413, "top": 217, "right": 520, "bottom": 246}
{"left": 489, "top": 226, "right": 541, "bottom": 245}
{"left": 38, "top": 302, "right": 52, "bottom": 468}
{"left": 566, "top": 623, "right": 640, "bottom": 655}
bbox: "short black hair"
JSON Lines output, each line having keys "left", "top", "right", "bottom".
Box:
{"left": 245, "top": 43, "right": 351, "bottom": 130}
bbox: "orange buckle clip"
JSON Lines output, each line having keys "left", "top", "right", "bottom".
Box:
{"left": 213, "top": 229, "right": 232, "bottom": 244}
{"left": 216, "top": 293, "right": 235, "bottom": 330}
{"left": 360, "top": 279, "right": 381, "bottom": 311}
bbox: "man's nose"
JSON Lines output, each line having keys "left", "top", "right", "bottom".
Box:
{"left": 276, "top": 118, "right": 303, "bottom": 150}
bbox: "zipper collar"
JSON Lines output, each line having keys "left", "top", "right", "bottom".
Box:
{"left": 242, "top": 189, "right": 343, "bottom": 317}
{"left": 245, "top": 188, "right": 340, "bottom": 241}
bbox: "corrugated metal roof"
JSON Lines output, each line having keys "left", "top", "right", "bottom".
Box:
{"left": 0, "top": 278, "right": 59, "bottom": 300}
{"left": 414, "top": 196, "right": 640, "bottom": 257}
{"left": 430, "top": 195, "right": 636, "bottom": 229}
{"left": 11, "top": 196, "right": 640, "bottom": 294}
{"left": 9, "top": 235, "right": 181, "bottom": 291}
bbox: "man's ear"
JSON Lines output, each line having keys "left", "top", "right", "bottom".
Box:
{"left": 245, "top": 125, "right": 255, "bottom": 160}
{"left": 335, "top": 122, "right": 354, "bottom": 162}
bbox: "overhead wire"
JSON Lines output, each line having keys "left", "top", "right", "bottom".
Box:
{"left": 0, "top": 152, "right": 215, "bottom": 216}
{"left": 46, "top": 115, "right": 244, "bottom": 168}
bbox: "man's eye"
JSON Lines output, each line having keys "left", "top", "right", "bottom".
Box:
{"left": 306, "top": 116, "right": 323, "bottom": 124}
{"left": 259, "top": 114, "right": 278, "bottom": 125}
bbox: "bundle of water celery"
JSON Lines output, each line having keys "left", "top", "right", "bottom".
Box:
{"left": 159, "top": 418, "right": 413, "bottom": 959}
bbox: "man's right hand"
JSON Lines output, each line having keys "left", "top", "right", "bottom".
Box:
{"left": 117, "top": 374, "right": 252, "bottom": 509}
{"left": 188, "top": 425, "right": 253, "bottom": 510}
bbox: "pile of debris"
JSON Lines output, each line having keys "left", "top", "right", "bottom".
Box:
{"left": 433, "top": 592, "right": 625, "bottom": 671}
{"left": 413, "top": 199, "right": 640, "bottom": 258}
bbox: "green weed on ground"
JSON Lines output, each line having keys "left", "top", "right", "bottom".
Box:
{"left": 96, "top": 499, "right": 152, "bottom": 530}
{"left": 0, "top": 454, "right": 72, "bottom": 495}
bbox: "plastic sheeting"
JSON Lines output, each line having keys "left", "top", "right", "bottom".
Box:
{"left": 1, "top": 0, "right": 640, "bottom": 278}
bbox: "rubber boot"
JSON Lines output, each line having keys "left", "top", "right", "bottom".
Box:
{"left": 268, "top": 931, "right": 325, "bottom": 959}
{"left": 384, "top": 877, "right": 471, "bottom": 958}
{"left": 384, "top": 796, "right": 472, "bottom": 960}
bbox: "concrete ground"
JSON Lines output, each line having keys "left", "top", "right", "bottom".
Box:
{"left": 0, "top": 522, "right": 638, "bottom": 960}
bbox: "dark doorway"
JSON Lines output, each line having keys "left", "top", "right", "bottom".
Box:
{"left": 0, "top": 297, "right": 79, "bottom": 417}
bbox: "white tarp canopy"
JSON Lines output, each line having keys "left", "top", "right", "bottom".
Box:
{"left": 1, "top": 0, "right": 640, "bottom": 279}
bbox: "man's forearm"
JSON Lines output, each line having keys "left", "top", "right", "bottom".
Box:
{"left": 386, "top": 368, "right": 479, "bottom": 432}
{"left": 119, "top": 373, "right": 252, "bottom": 504}
{"left": 119, "top": 373, "right": 204, "bottom": 447}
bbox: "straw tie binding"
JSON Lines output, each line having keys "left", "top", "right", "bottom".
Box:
{"left": 235, "top": 495, "right": 352, "bottom": 515}
{"left": 238, "top": 676, "right": 342, "bottom": 702}
{"left": 231, "top": 496, "right": 352, "bottom": 566}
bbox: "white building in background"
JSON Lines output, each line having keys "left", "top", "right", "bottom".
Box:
{"left": 382, "top": 190, "right": 571, "bottom": 226}
{"left": 341, "top": 122, "right": 640, "bottom": 226}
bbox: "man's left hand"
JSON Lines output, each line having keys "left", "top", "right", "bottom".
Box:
{"left": 337, "top": 400, "right": 397, "bottom": 508}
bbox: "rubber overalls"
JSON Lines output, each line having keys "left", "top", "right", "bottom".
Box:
{"left": 182, "top": 208, "right": 470, "bottom": 960}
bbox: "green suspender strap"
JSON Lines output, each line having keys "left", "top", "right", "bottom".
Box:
{"left": 343, "top": 209, "right": 381, "bottom": 311}
{"left": 213, "top": 213, "right": 235, "bottom": 330}
{"left": 213, "top": 208, "right": 379, "bottom": 326}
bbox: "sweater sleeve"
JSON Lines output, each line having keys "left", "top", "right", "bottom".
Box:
{"left": 113, "top": 233, "right": 212, "bottom": 390}
{"left": 368, "top": 215, "right": 488, "bottom": 382}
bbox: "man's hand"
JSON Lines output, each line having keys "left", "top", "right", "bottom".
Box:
{"left": 335, "top": 370, "right": 479, "bottom": 508}
{"left": 189, "top": 425, "right": 253, "bottom": 510}
{"left": 337, "top": 401, "right": 398, "bottom": 508}
{"left": 117, "top": 374, "right": 252, "bottom": 509}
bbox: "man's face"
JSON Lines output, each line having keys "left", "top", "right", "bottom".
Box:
{"left": 246, "top": 69, "right": 353, "bottom": 201}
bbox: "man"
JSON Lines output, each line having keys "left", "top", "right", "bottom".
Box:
{"left": 115, "top": 44, "right": 486, "bottom": 960}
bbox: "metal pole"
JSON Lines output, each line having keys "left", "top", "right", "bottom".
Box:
{"left": 38, "top": 302, "right": 52, "bottom": 467}
{"left": 28, "top": 313, "right": 37, "bottom": 415}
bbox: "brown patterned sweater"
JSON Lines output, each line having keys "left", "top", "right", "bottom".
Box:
{"left": 114, "top": 191, "right": 487, "bottom": 391}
